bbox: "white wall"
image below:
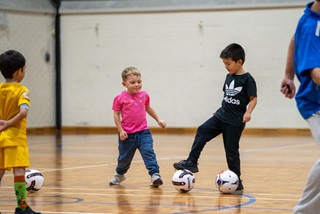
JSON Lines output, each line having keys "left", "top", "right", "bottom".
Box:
{"left": 60, "top": 7, "right": 307, "bottom": 128}
{"left": 0, "top": 11, "right": 56, "bottom": 128}
{"left": 0, "top": 2, "right": 309, "bottom": 129}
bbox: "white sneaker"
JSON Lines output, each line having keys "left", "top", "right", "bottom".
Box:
{"left": 151, "top": 173, "right": 163, "bottom": 187}
{"left": 109, "top": 173, "right": 126, "bottom": 185}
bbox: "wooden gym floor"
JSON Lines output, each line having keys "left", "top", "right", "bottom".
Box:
{"left": 0, "top": 129, "right": 318, "bottom": 214}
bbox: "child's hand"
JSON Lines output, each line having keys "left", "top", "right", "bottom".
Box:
{"left": 158, "top": 120, "right": 166, "bottom": 129}
{"left": 0, "top": 120, "right": 8, "bottom": 132}
{"left": 119, "top": 130, "right": 128, "bottom": 141}
{"left": 243, "top": 112, "right": 251, "bottom": 123}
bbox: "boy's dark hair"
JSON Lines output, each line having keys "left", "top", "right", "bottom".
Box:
{"left": 0, "top": 50, "right": 26, "bottom": 79}
{"left": 220, "top": 43, "right": 245, "bottom": 64}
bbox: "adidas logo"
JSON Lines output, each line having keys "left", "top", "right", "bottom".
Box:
{"left": 225, "top": 80, "right": 242, "bottom": 96}
{"left": 224, "top": 80, "right": 241, "bottom": 105}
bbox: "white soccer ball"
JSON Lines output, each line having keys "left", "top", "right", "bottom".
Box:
{"left": 172, "top": 169, "right": 195, "bottom": 193}
{"left": 25, "top": 169, "right": 44, "bottom": 192}
{"left": 215, "top": 169, "right": 239, "bottom": 193}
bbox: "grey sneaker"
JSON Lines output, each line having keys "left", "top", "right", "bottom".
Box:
{"left": 151, "top": 173, "right": 163, "bottom": 187}
{"left": 109, "top": 173, "right": 126, "bottom": 185}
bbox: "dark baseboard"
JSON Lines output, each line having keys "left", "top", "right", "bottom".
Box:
{"left": 26, "top": 127, "right": 311, "bottom": 136}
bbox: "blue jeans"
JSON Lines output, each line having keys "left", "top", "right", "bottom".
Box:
{"left": 116, "top": 129, "right": 160, "bottom": 176}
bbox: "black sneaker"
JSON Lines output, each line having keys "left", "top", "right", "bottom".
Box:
{"left": 173, "top": 160, "right": 199, "bottom": 173}
{"left": 236, "top": 180, "right": 244, "bottom": 191}
{"left": 15, "top": 206, "right": 41, "bottom": 214}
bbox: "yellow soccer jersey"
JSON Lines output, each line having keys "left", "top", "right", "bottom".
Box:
{"left": 0, "top": 82, "right": 30, "bottom": 147}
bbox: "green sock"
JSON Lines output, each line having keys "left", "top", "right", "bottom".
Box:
{"left": 14, "top": 176, "right": 28, "bottom": 210}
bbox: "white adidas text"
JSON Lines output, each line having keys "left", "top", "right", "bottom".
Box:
{"left": 224, "top": 96, "right": 240, "bottom": 105}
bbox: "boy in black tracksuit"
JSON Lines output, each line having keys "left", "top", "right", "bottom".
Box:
{"left": 173, "top": 43, "right": 257, "bottom": 191}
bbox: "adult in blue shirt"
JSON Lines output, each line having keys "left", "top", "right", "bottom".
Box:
{"left": 281, "top": 1, "right": 320, "bottom": 213}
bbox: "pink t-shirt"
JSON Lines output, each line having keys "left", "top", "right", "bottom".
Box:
{"left": 112, "top": 90, "right": 150, "bottom": 134}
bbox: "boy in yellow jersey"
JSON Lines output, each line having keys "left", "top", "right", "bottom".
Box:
{"left": 0, "top": 50, "right": 41, "bottom": 214}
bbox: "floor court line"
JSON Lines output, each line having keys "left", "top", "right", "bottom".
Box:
{"left": 2, "top": 156, "right": 187, "bottom": 177}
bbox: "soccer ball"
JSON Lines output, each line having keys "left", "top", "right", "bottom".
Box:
{"left": 215, "top": 169, "right": 239, "bottom": 193}
{"left": 25, "top": 169, "right": 44, "bottom": 192}
{"left": 172, "top": 169, "right": 195, "bottom": 193}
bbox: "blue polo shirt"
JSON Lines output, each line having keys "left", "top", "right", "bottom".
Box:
{"left": 294, "top": 2, "right": 320, "bottom": 119}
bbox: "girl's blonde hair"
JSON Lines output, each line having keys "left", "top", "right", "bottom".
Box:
{"left": 121, "top": 67, "right": 141, "bottom": 81}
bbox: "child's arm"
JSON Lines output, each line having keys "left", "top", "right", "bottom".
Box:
{"left": 146, "top": 106, "right": 166, "bottom": 128}
{"left": 0, "top": 108, "right": 28, "bottom": 132}
{"left": 243, "top": 96, "right": 257, "bottom": 123}
{"left": 113, "top": 110, "right": 127, "bottom": 141}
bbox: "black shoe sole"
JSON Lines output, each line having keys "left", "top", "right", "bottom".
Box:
{"left": 173, "top": 163, "right": 199, "bottom": 173}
